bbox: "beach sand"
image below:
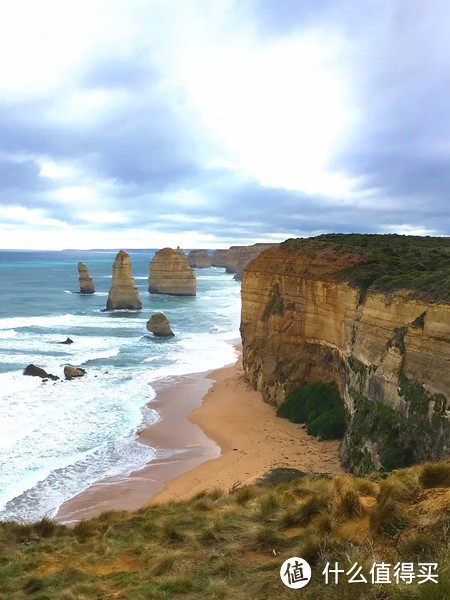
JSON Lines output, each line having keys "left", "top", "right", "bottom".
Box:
{"left": 56, "top": 347, "right": 341, "bottom": 522}
{"left": 148, "top": 351, "right": 342, "bottom": 504}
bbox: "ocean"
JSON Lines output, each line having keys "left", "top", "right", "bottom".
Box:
{"left": 0, "top": 250, "right": 241, "bottom": 522}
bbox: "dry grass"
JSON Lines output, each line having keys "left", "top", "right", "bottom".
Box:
{"left": 0, "top": 462, "right": 449, "bottom": 599}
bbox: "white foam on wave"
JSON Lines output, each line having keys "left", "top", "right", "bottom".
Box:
{"left": 0, "top": 368, "right": 158, "bottom": 521}
{"left": 144, "top": 333, "right": 238, "bottom": 382}
{"left": 0, "top": 312, "right": 147, "bottom": 331}
{"left": 0, "top": 329, "right": 17, "bottom": 339}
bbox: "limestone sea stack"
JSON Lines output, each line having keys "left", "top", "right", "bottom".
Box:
{"left": 106, "top": 250, "right": 142, "bottom": 310}
{"left": 146, "top": 313, "right": 174, "bottom": 337}
{"left": 149, "top": 248, "right": 196, "bottom": 296}
{"left": 212, "top": 249, "right": 229, "bottom": 267}
{"left": 187, "top": 249, "right": 212, "bottom": 268}
{"left": 78, "top": 262, "right": 95, "bottom": 294}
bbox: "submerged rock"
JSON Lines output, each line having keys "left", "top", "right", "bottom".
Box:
{"left": 148, "top": 248, "right": 196, "bottom": 296}
{"left": 106, "top": 250, "right": 142, "bottom": 310}
{"left": 64, "top": 366, "right": 86, "bottom": 379}
{"left": 58, "top": 337, "right": 74, "bottom": 345}
{"left": 187, "top": 249, "right": 212, "bottom": 268}
{"left": 78, "top": 262, "right": 95, "bottom": 294}
{"left": 146, "top": 313, "right": 174, "bottom": 337}
{"left": 24, "top": 364, "right": 59, "bottom": 380}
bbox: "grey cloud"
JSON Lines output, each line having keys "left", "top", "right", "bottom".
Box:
{"left": 1, "top": 0, "right": 450, "bottom": 242}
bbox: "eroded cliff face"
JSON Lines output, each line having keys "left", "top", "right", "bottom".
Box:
{"left": 223, "top": 243, "right": 277, "bottom": 280}
{"left": 241, "top": 244, "right": 450, "bottom": 473}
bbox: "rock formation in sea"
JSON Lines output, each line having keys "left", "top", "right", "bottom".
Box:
{"left": 211, "top": 249, "right": 229, "bottom": 268}
{"left": 187, "top": 249, "right": 212, "bottom": 268}
{"left": 146, "top": 313, "right": 174, "bottom": 337}
{"left": 148, "top": 248, "right": 196, "bottom": 296}
{"left": 78, "top": 262, "right": 95, "bottom": 294}
{"left": 64, "top": 366, "right": 86, "bottom": 379}
{"left": 23, "top": 364, "right": 59, "bottom": 380}
{"left": 106, "top": 250, "right": 142, "bottom": 310}
{"left": 240, "top": 234, "right": 450, "bottom": 474}
{"left": 224, "top": 243, "right": 276, "bottom": 280}
{"left": 57, "top": 337, "right": 74, "bottom": 345}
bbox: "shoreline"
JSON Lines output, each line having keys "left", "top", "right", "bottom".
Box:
{"left": 148, "top": 350, "right": 342, "bottom": 505}
{"left": 55, "top": 344, "right": 342, "bottom": 523}
{"left": 55, "top": 368, "right": 223, "bottom": 523}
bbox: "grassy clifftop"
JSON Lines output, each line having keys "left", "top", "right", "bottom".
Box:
{"left": 281, "top": 234, "right": 450, "bottom": 302}
{"left": 1, "top": 461, "right": 449, "bottom": 599}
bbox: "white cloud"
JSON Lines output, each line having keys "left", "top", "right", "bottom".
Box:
{"left": 1, "top": 205, "right": 68, "bottom": 228}
{"left": 179, "top": 30, "right": 359, "bottom": 197}
{"left": 76, "top": 211, "right": 130, "bottom": 224}
{"left": 384, "top": 224, "right": 440, "bottom": 236}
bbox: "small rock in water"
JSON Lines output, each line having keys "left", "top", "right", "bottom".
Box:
{"left": 146, "top": 312, "right": 174, "bottom": 337}
{"left": 24, "top": 364, "right": 59, "bottom": 380}
{"left": 58, "top": 337, "right": 74, "bottom": 345}
{"left": 64, "top": 366, "right": 86, "bottom": 380}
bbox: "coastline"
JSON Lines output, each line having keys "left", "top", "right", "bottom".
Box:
{"left": 55, "top": 369, "right": 222, "bottom": 523}
{"left": 56, "top": 344, "right": 342, "bottom": 522}
{"left": 148, "top": 349, "right": 342, "bottom": 505}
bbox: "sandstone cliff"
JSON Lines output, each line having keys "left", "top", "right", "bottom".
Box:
{"left": 187, "top": 249, "right": 212, "bottom": 268}
{"left": 212, "top": 249, "right": 229, "bottom": 268}
{"left": 106, "top": 250, "right": 142, "bottom": 310}
{"left": 241, "top": 236, "right": 450, "bottom": 473}
{"left": 224, "top": 243, "right": 277, "bottom": 280}
{"left": 149, "top": 248, "right": 196, "bottom": 296}
{"left": 78, "top": 262, "right": 95, "bottom": 294}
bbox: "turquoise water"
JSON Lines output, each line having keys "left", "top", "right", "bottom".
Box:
{"left": 0, "top": 250, "right": 241, "bottom": 521}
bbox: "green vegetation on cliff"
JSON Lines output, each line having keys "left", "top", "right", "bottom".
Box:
{"left": 281, "top": 233, "right": 450, "bottom": 302}
{"left": 0, "top": 462, "right": 448, "bottom": 599}
{"left": 277, "top": 383, "right": 346, "bottom": 440}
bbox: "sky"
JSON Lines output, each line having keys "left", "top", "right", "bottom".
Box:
{"left": 1, "top": 0, "right": 449, "bottom": 249}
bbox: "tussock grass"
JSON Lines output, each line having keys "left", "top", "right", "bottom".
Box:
{"left": 233, "top": 484, "right": 259, "bottom": 505}
{"left": 0, "top": 462, "right": 449, "bottom": 599}
{"left": 334, "top": 488, "right": 366, "bottom": 520}
{"left": 419, "top": 461, "right": 450, "bottom": 488}
{"left": 369, "top": 496, "right": 408, "bottom": 537}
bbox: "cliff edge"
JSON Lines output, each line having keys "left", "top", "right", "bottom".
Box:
{"left": 241, "top": 234, "right": 450, "bottom": 473}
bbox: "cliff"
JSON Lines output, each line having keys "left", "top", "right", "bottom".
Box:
{"left": 211, "top": 249, "right": 229, "bottom": 267}
{"left": 241, "top": 234, "right": 450, "bottom": 473}
{"left": 212, "top": 244, "right": 276, "bottom": 280}
{"left": 149, "top": 248, "right": 196, "bottom": 296}
{"left": 187, "top": 249, "right": 212, "bottom": 268}
{"left": 77, "top": 262, "right": 95, "bottom": 294}
{"left": 106, "top": 250, "right": 142, "bottom": 310}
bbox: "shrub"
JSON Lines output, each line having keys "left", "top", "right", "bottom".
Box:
{"left": 277, "top": 383, "right": 346, "bottom": 440}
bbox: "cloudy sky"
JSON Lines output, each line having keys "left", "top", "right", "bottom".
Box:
{"left": 1, "top": 0, "right": 449, "bottom": 249}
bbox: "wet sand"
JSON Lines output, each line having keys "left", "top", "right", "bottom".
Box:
{"left": 56, "top": 348, "right": 341, "bottom": 522}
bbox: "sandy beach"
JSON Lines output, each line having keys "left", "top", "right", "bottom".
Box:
{"left": 56, "top": 347, "right": 341, "bottom": 522}
{"left": 148, "top": 351, "right": 342, "bottom": 504}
